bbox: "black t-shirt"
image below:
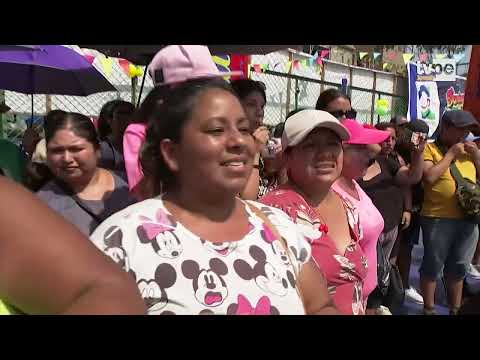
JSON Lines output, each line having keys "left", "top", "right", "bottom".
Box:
{"left": 357, "top": 155, "right": 403, "bottom": 232}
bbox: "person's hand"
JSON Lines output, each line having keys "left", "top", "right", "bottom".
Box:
{"left": 448, "top": 143, "right": 465, "bottom": 159}
{"left": 413, "top": 137, "right": 427, "bottom": 153}
{"left": 22, "top": 128, "right": 40, "bottom": 157}
{"left": 401, "top": 211, "right": 411, "bottom": 230}
{"left": 253, "top": 126, "right": 270, "bottom": 152}
{"left": 464, "top": 141, "right": 480, "bottom": 160}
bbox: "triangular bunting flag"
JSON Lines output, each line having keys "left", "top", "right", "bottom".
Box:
{"left": 403, "top": 53, "right": 414, "bottom": 64}
{"left": 435, "top": 53, "right": 446, "bottom": 60}
{"left": 118, "top": 59, "right": 130, "bottom": 76}
{"left": 316, "top": 56, "right": 323, "bottom": 65}
{"left": 273, "top": 62, "right": 281, "bottom": 70}
{"left": 386, "top": 50, "right": 396, "bottom": 61}
{"left": 320, "top": 49, "right": 330, "bottom": 59}
{"left": 293, "top": 60, "right": 300, "bottom": 69}
{"left": 253, "top": 64, "right": 261, "bottom": 73}
{"left": 373, "top": 52, "right": 381, "bottom": 60}
{"left": 285, "top": 61, "right": 292, "bottom": 72}
{"left": 83, "top": 54, "right": 95, "bottom": 65}
{"left": 359, "top": 52, "right": 368, "bottom": 60}
{"left": 419, "top": 52, "right": 429, "bottom": 62}
{"left": 261, "top": 64, "right": 269, "bottom": 72}
{"left": 383, "top": 63, "right": 390, "bottom": 71}
{"left": 100, "top": 56, "right": 113, "bottom": 78}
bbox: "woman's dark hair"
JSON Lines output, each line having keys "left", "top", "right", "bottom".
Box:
{"left": 43, "top": 109, "right": 67, "bottom": 129}
{"left": 97, "top": 100, "right": 130, "bottom": 140}
{"left": 230, "top": 79, "right": 266, "bottom": 103}
{"left": 141, "top": 78, "right": 236, "bottom": 194}
{"left": 315, "top": 88, "right": 350, "bottom": 111}
{"left": 45, "top": 112, "right": 100, "bottom": 150}
{"left": 375, "top": 122, "right": 396, "bottom": 132}
{"left": 133, "top": 86, "right": 171, "bottom": 124}
{"left": 390, "top": 115, "right": 407, "bottom": 125}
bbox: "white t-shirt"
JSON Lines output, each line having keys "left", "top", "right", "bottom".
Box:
{"left": 90, "top": 197, "right": 311, "bottom": 315}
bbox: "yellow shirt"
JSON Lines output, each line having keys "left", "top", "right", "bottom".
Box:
{"left": 421, "top": 142, "right": 477, "bottom": 219}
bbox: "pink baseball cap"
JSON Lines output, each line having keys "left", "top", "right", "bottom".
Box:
{"left": 147, "top": 45, "right": 243, "bottom": 86}
{"left": 342, "top": 119, "right": 390, "bottom": 145}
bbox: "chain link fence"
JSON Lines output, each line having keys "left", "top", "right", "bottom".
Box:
{"left": 1, "top": 47, "right": 407, "bottom": 144}
{"left": 250, "top": 51, "right": 408, "bottom": 129}
{"left": 0, "top": 45, "right": 154, "bottom": 145}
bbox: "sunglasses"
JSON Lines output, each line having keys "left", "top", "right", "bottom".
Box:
{"left": 329, "top": 109, "right": 357, "bottom": 120}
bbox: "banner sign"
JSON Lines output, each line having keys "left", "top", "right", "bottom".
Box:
{"left": 407, "top": 61, "right": 465, "bottom": 138}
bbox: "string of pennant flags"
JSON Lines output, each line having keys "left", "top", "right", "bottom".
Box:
{"left": 360, "top": 50, "right": 465, "bottom": 67}
{"left": 81, "top": 49, "right": 144, "bottom": 79}
{"left": 80, "top": 47, "right": 467, "bottom": 80}
{"left": 250, "top": 49, "right": 330, "bottom": 74}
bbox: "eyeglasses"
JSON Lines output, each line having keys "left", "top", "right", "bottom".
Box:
{"left": 329, "top": 109, "right": 357, "bottom": 120}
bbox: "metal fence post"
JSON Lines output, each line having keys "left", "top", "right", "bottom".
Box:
{"left": 294, "top": 78, "right": 299, "bottom": 110}
{"left": 370, "top": 72, "right": 377, "bottom": 125}
{"left": 131, "top": 77, "right": 138, "bottom": 106}
{"left": 285, "top": 52, "right": 293, "bottom": 115}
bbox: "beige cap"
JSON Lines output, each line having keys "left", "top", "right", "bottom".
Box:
{"left": 281, "top": 109, "right": 350, "bottom": 149}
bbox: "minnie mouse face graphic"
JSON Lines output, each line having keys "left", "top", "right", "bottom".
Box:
{"left": 182, "top": 258, "right": 229, "bottom": 307}
{"left": 259, "top": 222, "right": 290, "bottom": 266}
{"left": 136, "top": 209, "right": 183, "bottom": 259}
{"left": 103, "top": 226, "right": 130, "bottom": 272}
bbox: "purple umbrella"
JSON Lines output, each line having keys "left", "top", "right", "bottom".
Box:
{"left": 0, "top": 45, "right": 40, "bottom": 51}
{"left": 0, "top": 45, "right": 117, "bottom": 125}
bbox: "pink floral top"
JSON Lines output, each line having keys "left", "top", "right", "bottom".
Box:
{"left": 261, "top": 186, "right": 368, "bottom": 315}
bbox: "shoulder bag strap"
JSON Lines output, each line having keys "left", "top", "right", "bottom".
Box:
{"left": 246, "top": 202, "right": 306, "bottom": 310}
{"left": 434, "top": 141, "right": 466, "bottom": 187}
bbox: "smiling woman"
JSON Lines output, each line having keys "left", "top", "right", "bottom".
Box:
{"left": 36, "top": 112, "right": 135, "bottom": 236}
{"left": 90, "top": 78, "right": 338, "bottom": 315}
{"left": 261, "top": 110, "right": 372, "bottom": 315}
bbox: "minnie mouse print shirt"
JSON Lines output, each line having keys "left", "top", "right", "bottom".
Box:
{"left": 90, "top": 197, "right": 311, "bottom": 315}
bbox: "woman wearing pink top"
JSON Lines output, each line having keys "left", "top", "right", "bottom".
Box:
{"left": 261, "top": 109, "right": 370, "bottom": 315}
{"left": 332, "top": 119, "right": 390, "bottom": 314}
{"left": 123, "top": 45, "right": 242, "bottom": 200}
{"left": 124, "top": 86, "right": 167, "bottom": 200}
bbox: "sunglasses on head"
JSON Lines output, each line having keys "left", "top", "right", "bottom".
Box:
{"left": 329, "top": 109, "right": 357, "bottom": 120}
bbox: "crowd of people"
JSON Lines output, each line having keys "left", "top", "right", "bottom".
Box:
{"left": 1, "top": 44, "right": 480, "bottom": 315}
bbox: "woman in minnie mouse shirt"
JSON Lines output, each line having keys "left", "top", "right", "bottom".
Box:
{"left": 91, "top": 78, "right": 338, "bottom": 315}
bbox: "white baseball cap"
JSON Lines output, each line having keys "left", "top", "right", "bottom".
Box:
{"left": 281, "top": 109, "right": 350, "bottom": 149}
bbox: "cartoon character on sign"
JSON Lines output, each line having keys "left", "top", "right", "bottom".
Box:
{"left": 446, "top": 86, "right": 465, "bottom": 110}
{"left": 418, "top": 85, "right": 436, "bottom": 121}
